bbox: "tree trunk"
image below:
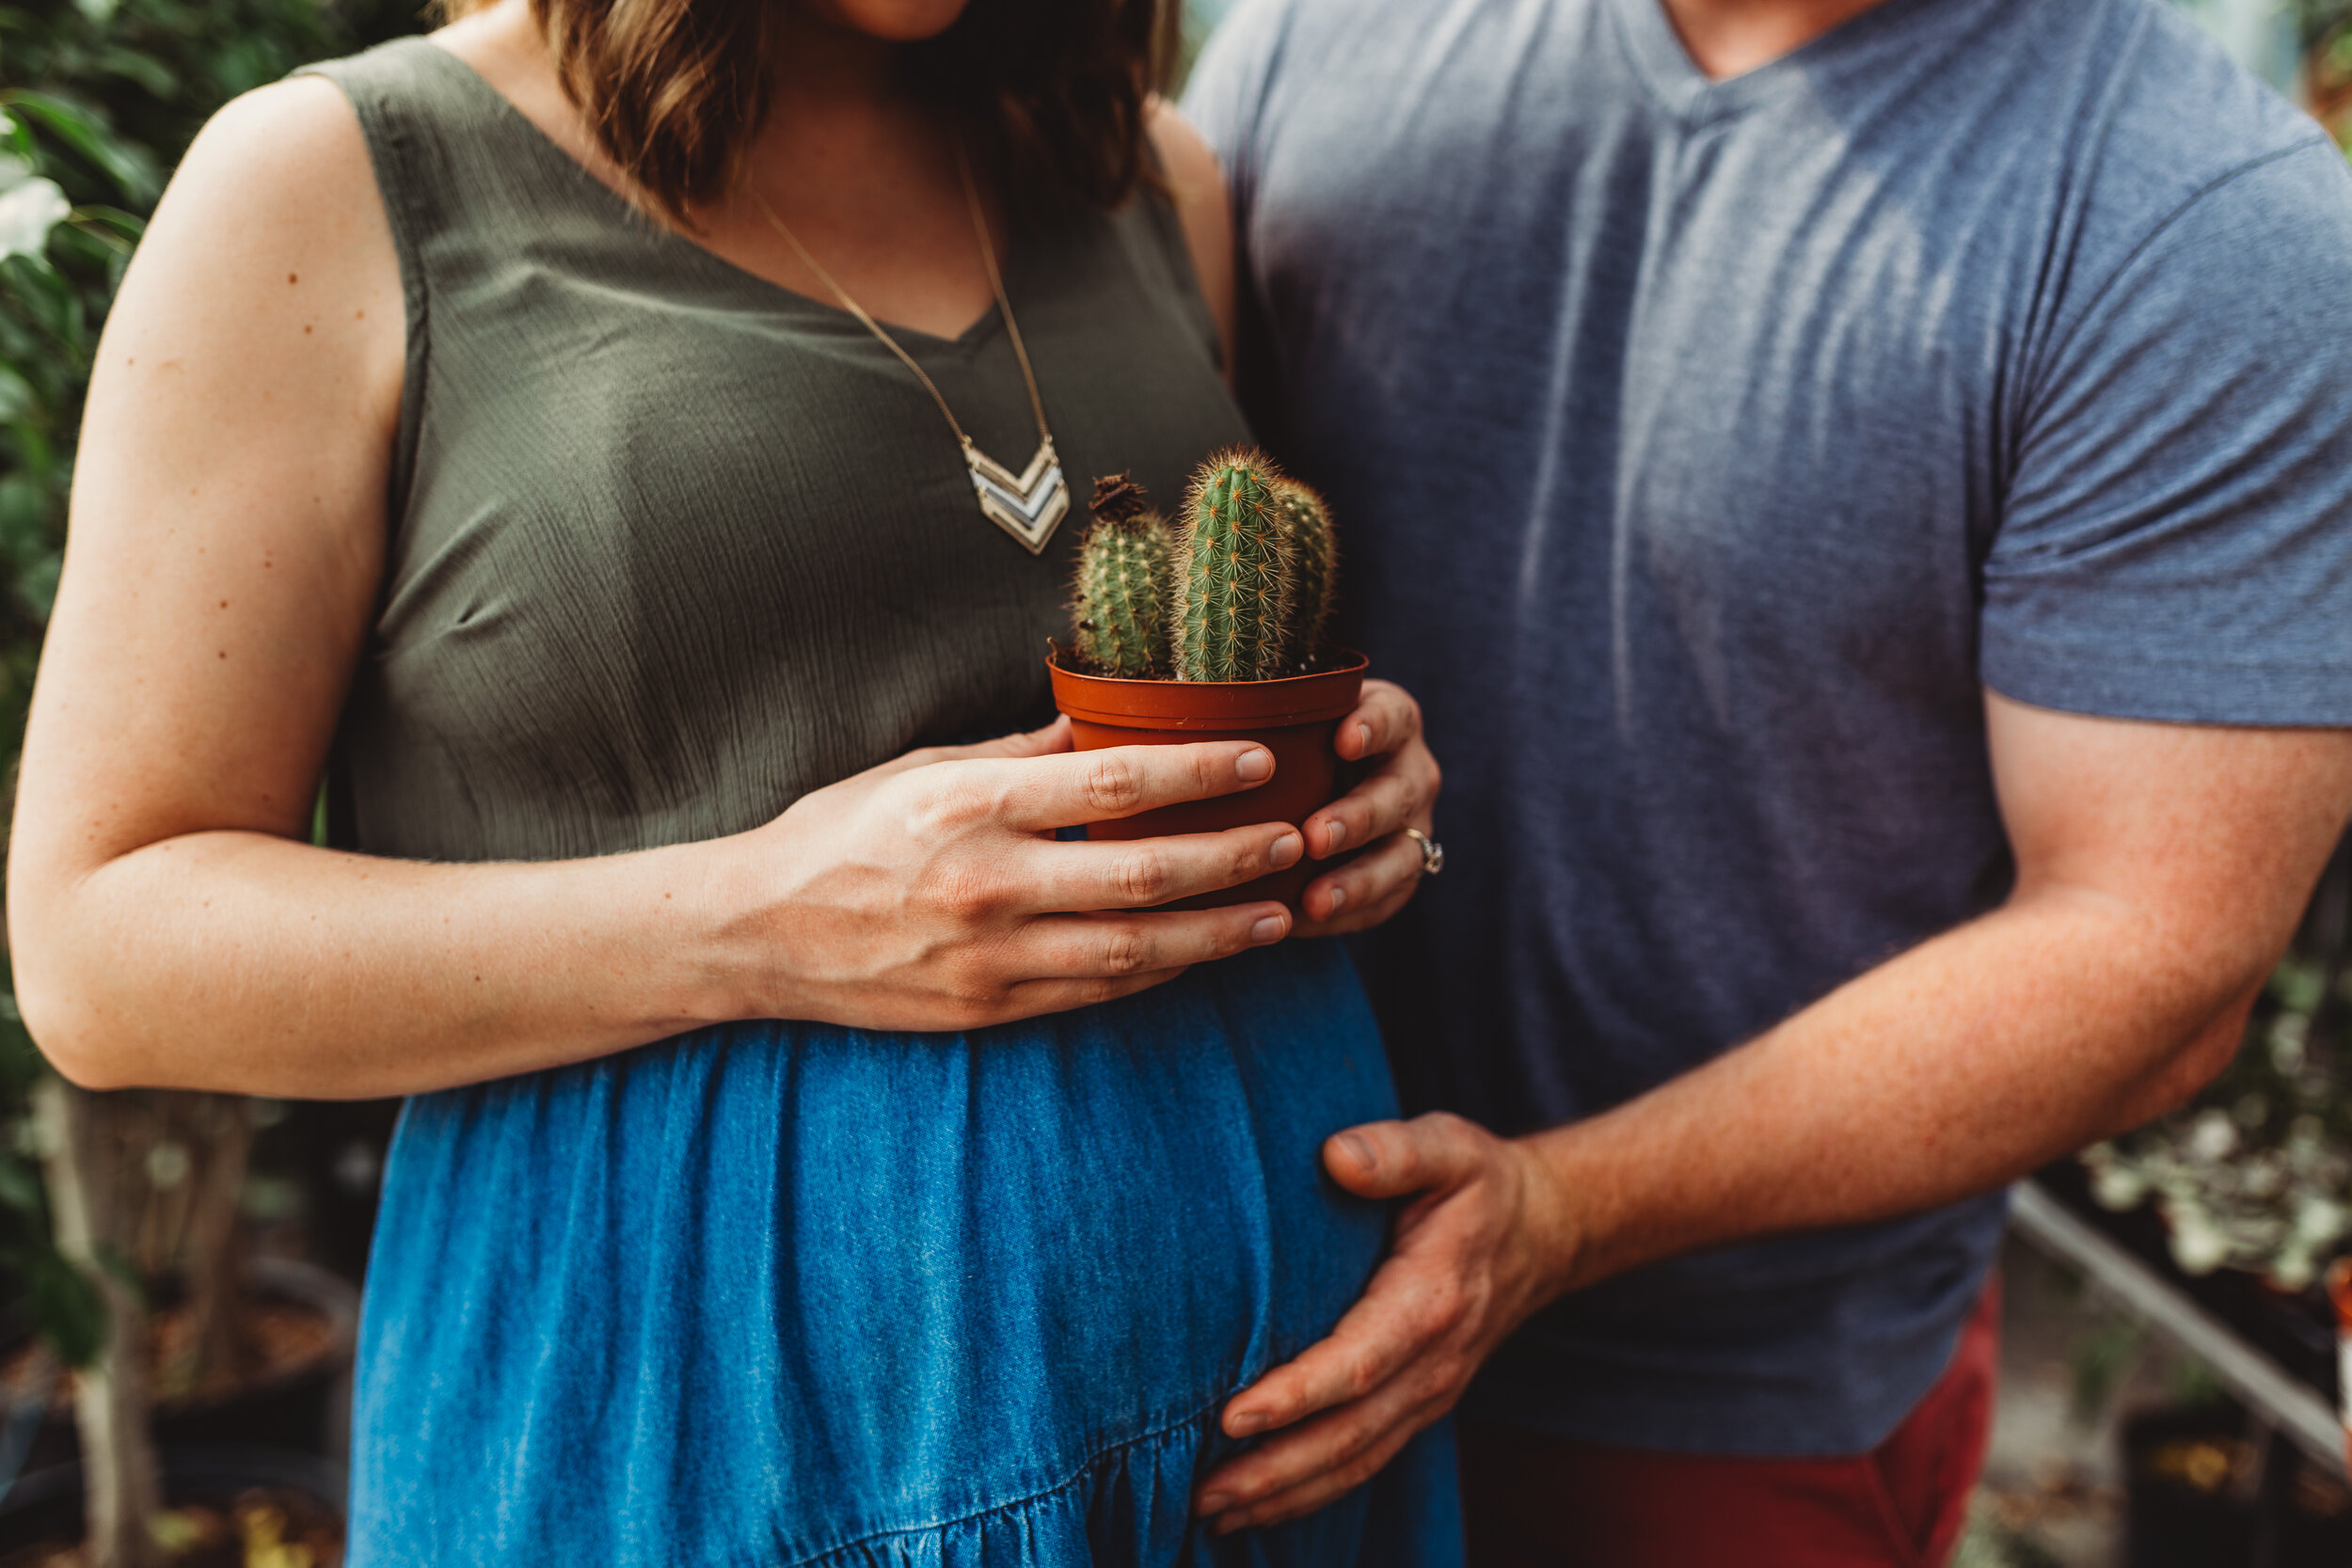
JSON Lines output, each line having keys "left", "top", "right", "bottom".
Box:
{"left": 33, "top": 1079, "right": 165, "bottom": 1568}
{"left": 173, "top": 1094, "right": 254, "bottom": 1392}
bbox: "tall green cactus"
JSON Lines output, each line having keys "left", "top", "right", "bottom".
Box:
{"left": 1172, "top": 451, "right": 1296, "bottom": 683}
{"left": 1071, "top": 475, "right": 1172, "bottom": 678}
{"left": 1272, "top": 477, "right": 1337, "bottom": 663}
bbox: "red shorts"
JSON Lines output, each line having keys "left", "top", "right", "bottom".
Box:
{"left": 1458, "top": 1275, "right": 2000, "bottom": 1568}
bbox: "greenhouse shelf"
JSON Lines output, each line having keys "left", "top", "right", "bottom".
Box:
{"left": 2010, "top": 1179, "right": 2347, "bottom": 1477}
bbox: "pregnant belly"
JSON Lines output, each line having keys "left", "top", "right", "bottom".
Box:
{"left": 354, "top": 942, "right": 1397, "bottom": 1547}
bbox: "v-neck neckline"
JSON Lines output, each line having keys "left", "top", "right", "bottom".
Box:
{"left": 414, "top": 38, "right": 1014, "bottom": 355}
{"left": 1605, "top": 0, "right": 1952, "bottom": 126}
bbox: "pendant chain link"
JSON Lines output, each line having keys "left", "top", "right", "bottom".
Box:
{"left": 750, "top": 142, "right": 1055, "bottom": 458}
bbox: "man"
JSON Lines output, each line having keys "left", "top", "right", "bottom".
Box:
{"left": 1182, "top": 0, "right": 2352, "bottom": 1560}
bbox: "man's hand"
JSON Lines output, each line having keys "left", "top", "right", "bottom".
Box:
{"left": 1193, "top": 1113, "right": 1570, "bottom": 1532}
{"left": 1294, "top": 678, "right": 1440, "bottom": 936}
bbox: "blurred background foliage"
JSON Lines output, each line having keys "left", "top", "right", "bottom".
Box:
{"left": 0, "top": 0, "right": 428, "bottom": 1362}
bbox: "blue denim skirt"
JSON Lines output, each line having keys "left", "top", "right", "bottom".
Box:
{"left": 346, "top": 941, "right": 1463, "bottom": 1566}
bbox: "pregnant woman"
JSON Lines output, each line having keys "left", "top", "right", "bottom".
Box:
{"left": 3, "top": 0, "right": 1454, "bottom": 1561}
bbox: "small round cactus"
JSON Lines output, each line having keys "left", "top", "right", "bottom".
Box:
{"left": 1271, "top": 477, "right": 1337, "bottom": 666}
{"left": 1070, "top": 474, "right": 1172, "bottom": 678}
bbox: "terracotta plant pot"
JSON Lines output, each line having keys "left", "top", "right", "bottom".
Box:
{"left": 1047, "top": 650, "right": 1369, "bottom": 911}
{"left": 0, "top": 1257, "right": 358, "bottom": 1477}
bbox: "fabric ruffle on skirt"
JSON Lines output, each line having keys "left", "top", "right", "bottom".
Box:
{"left": 793, "top": 1404, "right": 1459, "bottom": 1568}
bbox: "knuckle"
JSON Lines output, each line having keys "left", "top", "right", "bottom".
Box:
{"left": 929, "top": 863, "right": 996, "bottom": 923}
{"left": 1083, "top": 754, "right": 1144, "bottom": 815}
{"left": 936, "top": 971, "right": 1000, "bottom": 1029}
{"left": 914, "top": 775, "right": 993, "bottom": 836}
{"left": 1426, "top": 1351, "right": 1477, "bottom": 1399}
{"left": 1422, "top": 1110, "right": 1476, "bottom": 1143}
{"left": 1232, "top": 835, "right": 1268, "bottom": 882}
{"left": 1340, "top": 1350, "right": 1384, "bottom": 1401}
{"left": 1421, "top": 1278, "right": 1470, "bottom": 1333}
{"left": 1099, "top": 927, "right": 1153, "bottom": 975}
{"left": 1116, "top": 847, "right": 1172, "bottom": 905}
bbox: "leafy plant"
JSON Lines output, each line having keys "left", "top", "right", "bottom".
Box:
{"left": 0, "top": 2, "right": 421, "bottom": 1559}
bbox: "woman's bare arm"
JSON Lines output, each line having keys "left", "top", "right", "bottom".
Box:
{"left": 1149, "top": 102, "right": 1237, "bottom": 383}
{"left": 8, "top": 80, "right": 1311, "bottom": 1099}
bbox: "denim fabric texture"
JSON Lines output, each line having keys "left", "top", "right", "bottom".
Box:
{"left": 348, "top": 941, "right": 1463, "bottom": 1567}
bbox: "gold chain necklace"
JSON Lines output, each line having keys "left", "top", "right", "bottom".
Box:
{"left": 752, "top": 144, "right": 1070, "bottom": 555}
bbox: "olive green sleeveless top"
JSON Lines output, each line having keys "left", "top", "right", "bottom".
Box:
{"left": 303, "top": 40, "right": 1248, "bottom": 862}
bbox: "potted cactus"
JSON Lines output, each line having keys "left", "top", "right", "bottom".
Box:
{"left": 1046, "top": 450, "right": 1367, "bottom": 911}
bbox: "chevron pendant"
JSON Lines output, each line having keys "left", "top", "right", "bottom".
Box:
{"left": 964, "top": 436, "right": 1071, "bottom": 555}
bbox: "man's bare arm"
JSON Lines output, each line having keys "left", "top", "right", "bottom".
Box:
{"left": 1192, "top": 692, "right": 2352, "bottom": 1528}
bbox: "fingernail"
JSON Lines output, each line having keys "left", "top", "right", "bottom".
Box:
{"left": 1356, "top": 722, "right": 1373, "bottom": 752}
{"left": 1250, "top": 915, "right": 1285, "bottom": 944}
{"left": 1228, "top": 1411, "right": 1267, "bottom": 1437}
{"left": 1336, "top": 1130, "right": 1376, "bottom": 1173}
{"left": 1235, "top": 748, "right": 1273, "bottom": 782}
{"left": 1325, "top": 885, "right": 1347, "bottom": 913}
{"left": 1325, "top": 819, "right": 1347, "bottom": 852}
{"left": 1269, "top": 832, "right": 1302, "bottom": 868}
{"left": 1198, "top": 1492, "right": 1234, "bottom": 1515}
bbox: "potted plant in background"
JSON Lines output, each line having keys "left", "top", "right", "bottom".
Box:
{"left": 1047, "top": 451, "right": 1365, "bottom": 911}
{"left": 0, "top": 3, "right": 430, "bottom": 1556}
{"left": 0, "top": 1076, "right": 357, "bottom": 1565}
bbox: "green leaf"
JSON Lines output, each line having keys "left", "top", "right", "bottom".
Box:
{"left": 0, "top": 362, "right": 33, "bottom": 423}
{"left": 0, "top": 1153, "right": 40, "bottom": 1213}
{"left": 28, "top": 1253, "right": 104, "bottom": 1369}
{"left": 95, "top": 46, "right": 175, "bottom": 102}
{"left": 0, "top": 90, "right": 162, "bottom": 206}
{"left": 0, "top": 251, "right": 76, "bottom": 341}
{"left": 19, "top": 548, "right": 61, "bottom": 619}
{"left": 67, "top": 201, "right": 142, "bottom": 240}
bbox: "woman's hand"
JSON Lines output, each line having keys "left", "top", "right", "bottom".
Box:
{"left": 1294, "top": 680, "right": 1440, "bottom": 936}
{"left": 732, "top": 718, "right": 1307, "bottom": 1032}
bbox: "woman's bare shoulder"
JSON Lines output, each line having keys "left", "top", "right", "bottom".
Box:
{"left": 1146, "top": 98, "right": 1236, "bottom": 376}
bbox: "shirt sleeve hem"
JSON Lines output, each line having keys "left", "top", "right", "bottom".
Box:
{"left": 1981, "top": 645, "right": 2352, "bottom": 728}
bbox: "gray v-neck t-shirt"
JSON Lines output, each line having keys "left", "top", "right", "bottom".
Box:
{"left": 1189, "top": 0, "right": 2352, "bottom": 1453}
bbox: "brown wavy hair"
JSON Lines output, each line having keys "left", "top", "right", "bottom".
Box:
{"left": 437, "top": 0, "right": 1180, "bottom": 228}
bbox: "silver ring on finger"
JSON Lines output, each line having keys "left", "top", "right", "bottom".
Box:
{"left": 1404, "top": 827, "right": 1444, "bottom": 878}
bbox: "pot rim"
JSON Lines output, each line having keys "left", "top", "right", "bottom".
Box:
{"left": 0, "top": 1256, "right": 359, "bottom": 1419}
{"left": 1048, "top": 648, "right": 1368, "bottom": 730}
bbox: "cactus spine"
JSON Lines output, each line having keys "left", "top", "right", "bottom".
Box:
{"left": 1172, "top": 451, "right": 1296, "bottom": 683}
{"left": 1272, "top": 478, "right": 1336, "bottom": 664}
{"left": 1071, "top": 475, "right": 1173, "bottom": 678}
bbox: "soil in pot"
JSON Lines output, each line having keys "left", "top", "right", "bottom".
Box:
{"left": 0, "top": 1259, "right": 358, "bottom": 1471}
{"left": 0, "top": 1447, "right": 343, "bottom": 1566}
{"left": 1047, "top": 650, "right": 1368, "bottom": 912}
